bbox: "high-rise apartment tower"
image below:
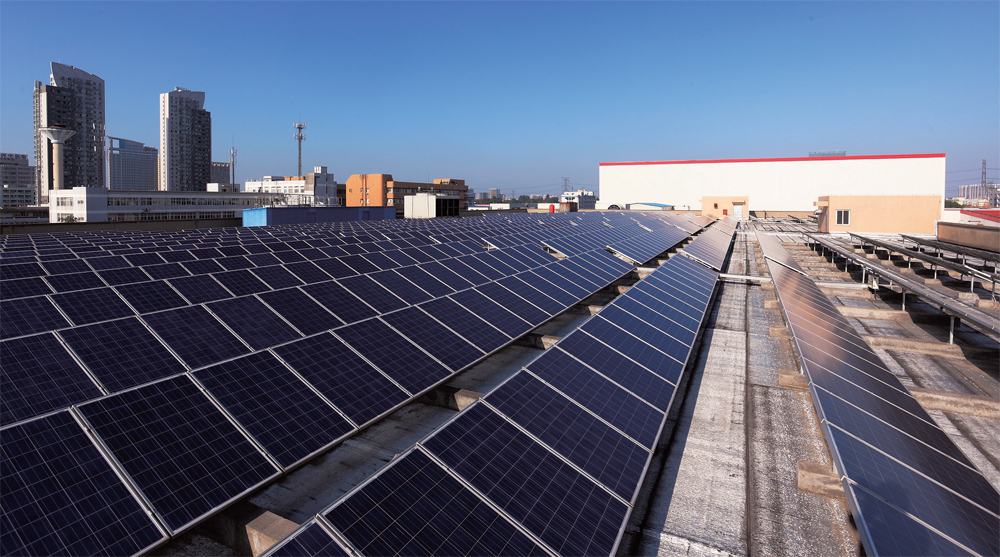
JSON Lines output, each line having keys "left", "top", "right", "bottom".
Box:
{"left": 159, "top": 87, "right": 211, "bottom": 191}
{"left": 33, "top": 62, "right": 106, "bottom": 202}
{"left": 107, "top": 138, "right": 158, "bottom": 191}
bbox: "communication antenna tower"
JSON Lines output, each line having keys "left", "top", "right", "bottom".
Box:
{"left": 562, "top": 177, "right": 571, "bottom": 193}
{"left": 293, "top": 120, "right": 307, "bottom": 177}
{"left": 983, "top": 159, "right": 988, "bottom": 189}
{"left": 229, "top": 145, "right": 237, "bottom": 187}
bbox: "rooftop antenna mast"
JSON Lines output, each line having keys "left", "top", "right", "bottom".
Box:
{"left": 294, "top": 119, "right": 307, "bottom": 177}
{"left": 229, "top": 139, "right": 237, "bottom": 188}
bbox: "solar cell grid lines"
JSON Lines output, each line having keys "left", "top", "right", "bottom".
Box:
{"left": 0, "top": 333, "right": 102, "bottom": 426}
{"left": 58, "top": 317, "right": 186, "bottom": 393}
{"left": 141, "top": 305, "right": 251, "bottom": 369}
{"left": 423, "top": 403, "right": 630, "bottom": 557}
{"left": 77, "top": 375, "right": 279, "bottom": 532}
{"left": 324, "top": 449, "right": 547, "bottom": 557}
{"left": 380, "top": 307, "right": 486, "bottom": 372}
{"left": 333, "top": 318, "right": 451, "bottom": 394}
{"left": 193, "top": 351, "right": 355, "bottom": 468}
{"left": 0, "top": 411, "right": 167, "bottom": 557}
{"left": 485, "top": 372, "right": 651, "bottom": 501}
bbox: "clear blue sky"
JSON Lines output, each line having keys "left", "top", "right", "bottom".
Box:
{"left": 2, "top": 1, "right": 997, "bottom": 196}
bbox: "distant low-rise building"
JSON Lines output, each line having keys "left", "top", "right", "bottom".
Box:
{"left": 49, "top": 186, "right": 274, "bottom": 223}
{"left": 244, "top": 166, "right": 339, "bottom": 205}
{"left": 346, "top": 174, "right": 468, "bottom": 215}
{"left": 560, "top": 189, "right": 596, "bottom": 210}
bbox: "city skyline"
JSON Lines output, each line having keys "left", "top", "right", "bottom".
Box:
{"left": 1, "top": 1, "right": 998, "bottom": 196}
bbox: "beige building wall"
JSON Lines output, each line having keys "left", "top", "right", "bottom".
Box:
{"left": 937, "top": 222, "right": 1000, "bottom": 252}
{"left": 700, "top": 196, "right": 749, "bottom": 219}
{"left": 346, "top": 174, "right": 391, "bottom": 207}
{"left": 816, "top": 195, "right": 941, "bottom": 234}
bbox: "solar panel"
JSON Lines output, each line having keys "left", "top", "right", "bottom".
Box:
{"left": 181, "top": 258, "right": 226, "bottom": 276}
{"left": 556, "top": 332, "right": 676, "bottom": 411}
{"left": 301, "top": 281, "right": 377, "bottom": 324}
{"left": 381, "top": 249, "right": 421, "bottom": 268}
{"left": 311, "top": 257, "right": 358, "bottom": 279}
{"left": 98, "top": 266, "right": 151, "bottom": 285}
{"left": 393, "top": 265, "right": 455, "bottom": 297}
{"left": 251, "top": 265, "right": 305, "bottom": 289}
{"left": 141, "top": 305, "right": 251, "bottom": 369}
{"left": 0, "top": 411, "right": 167, "bottom": 557}
{"left": 339, "top": 254, "right": 380, "bottom": 274}
{"left": 247, "top": 252, "right": 284, "bottom": 267}
{"left": 77, "top": 375, "right": 279, "bottom": 532}
{"left": 58, "top": 317, "right": 185, "bottom": 392}
{"left": 283, "top": 261, "right": 332, "bottom": 284}
{"left": 115, "top": 280, "right": 189, "bottom": 314}
{"left": 50, "top": 286, "right": 136, "bottom": 326}
{"left": 596, "top": 305, "right": 692, "bottom": 361}
{"left": 216, "top": 256, "right": 256, "bottom": 271}
{"left": 0, "top": 333, "right": 103, "bottom": 426}
{"left": 84, "top": 255, "right": 132, "bottom": 271}
{"left": 337, "top": 274, "right": 409, "bottom": 313}
{"left": 532, "top": 265, "right": 590, "bottom": 298}
{"left": 333, "top": 319, "right": 451, "bottom": 394}
{"left": 324, "top": 449, "right": 546, "bottom": 556}
{"left": 580, "top": 316, "right": 685, "bottom": 386}
{"left": 273, "top": 250, "right": 307, "bottom": 264}
{"left": 168, "top": 274, "right": 233, "bottom": 304}
{"left": 359, "top": 251, "right": 400, "bottom": 271}
{"left": 143, "top": 262, "right": 191, "bottom": 280}
{"left": 40, "top": 258, "right": 91, "bottom": 274}
{"left": 423, "top": 403, "right": 629, "bottom": 557}
{"left": 525, "top": 347, "right": 663, "bottom": 448}
{"left": 44, "top": 271, "right": 107, "bottom": 293}
{"left": 369, "top": 270, "right": 433, "bottom": 305}
{"left": 193, "top": 351, "right": 354, "bottom": 468}
{"left": 495, "top": 275, "right": 565, "bottom": 315}
{"left": 417, "top": 297, "right": 512, "bottom": 353}
{"left": 418, "top": 261, "right": 475, "bottom": 290}
{"left": 0, "top": 277, "right": 53, "bottom": 300}
{"left": 381, "top": 307, "right": 485, "bottom": 372}
{"left": 449, "top": 289, "right": 534, "bottom": 339}
{"left": 257, "top": 287, "right": 343, "bottom": 335}
{"left": 263, "top": 521, "right": 349, "bottom": 557}
{"left": 474, "top": 282, "right": 552, "bottom": 324}
{"left": 459, "top": 255, "right": 507, "bottom": 280}
{"left": 486, "top": 372, "right": 651, "bottom": 501}
{"left": 206, "top": 296, "right": 302, "bottom": 349}
{"left": 1, "top": 262, "right": 47, "bottom": 279}
{"left": 765, "top": 256, "right": 1000, "bottom": 556}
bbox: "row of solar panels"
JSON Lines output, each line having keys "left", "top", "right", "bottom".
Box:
{"left": 0, "top": 248, "right": 637, "bottom": 557}
{"left": 0, "top": 212, "right": 665, "bottom": 255}
{"left": 1, "top": 219, "right": 683, "bottom": 557}
{"left": 758, "top": 237, "right": 1000, "bottom": 556}
{"left": 263, "top": 238, "right": 739, "bottom": 556}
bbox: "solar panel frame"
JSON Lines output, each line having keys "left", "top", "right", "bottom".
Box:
{"left": 332, "top": 318, "right": 451, "bottom": 394}
{"left": 485, "top": 372, "right": 651, "bottom": 502}
{"left": 0, "top": 333, "right": 104, "bottom": 427}
{"left": 323, "top": 448, "right": 547, "bottom": 557}
{"left": 422, "top": 403, "right": 630, "bottom": 557}
{"left": 76, "top": 375, "right": 280, "bottom": 534}
{"left": 0, "top": 411, "right": 168, "bottom": 557}
{"left": 140, "top": 305, "right": 252, "bottom": 369}
{"left": 193, "top": 351, "right": 355, "bottom": 469}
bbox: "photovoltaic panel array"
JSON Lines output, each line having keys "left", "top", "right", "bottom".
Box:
{"left": 302, "top": 239, "right": 733, "bottom": 556}
{"left": 0, "top": 211, "right": 677, "bottom": 555}
{"left": 680, "top": 223, "right": 736, "bottom": 271}
{"left": 760, "top": 241, "right": 1000, "bottom": 556}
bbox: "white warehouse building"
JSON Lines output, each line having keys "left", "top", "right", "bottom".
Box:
{"left": 598, "top": 153, "right": 946, "bottom": 213}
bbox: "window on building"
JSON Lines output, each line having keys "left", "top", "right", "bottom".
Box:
{"left": 836, "top": 209, "right": 850, "bottom": 225}
{"left": 713, "top": 203, "right": 718, "bottom": 209}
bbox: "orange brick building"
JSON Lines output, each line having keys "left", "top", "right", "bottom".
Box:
{"left": 346, "top": 174, "right": 469, "bottom": 215}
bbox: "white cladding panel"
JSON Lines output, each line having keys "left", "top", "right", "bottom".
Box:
{"left": 598, "top": 155, "right": 945, "bottom": 212}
